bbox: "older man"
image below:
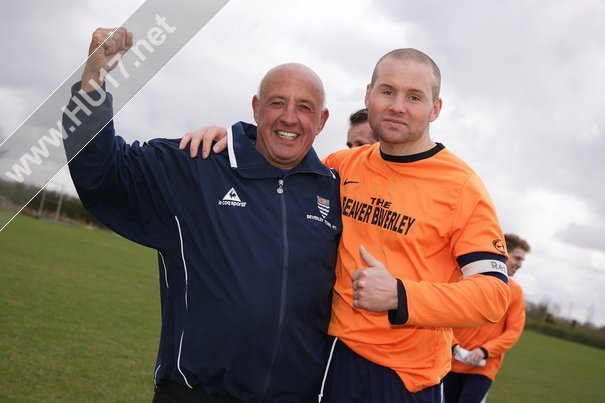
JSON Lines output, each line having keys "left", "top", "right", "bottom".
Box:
{"left": 63, "top": 27, "right": 342, "bottom": 402}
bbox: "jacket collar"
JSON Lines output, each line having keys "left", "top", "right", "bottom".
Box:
{"left": 226, "top": 121, "right": 336, "bottom": 180}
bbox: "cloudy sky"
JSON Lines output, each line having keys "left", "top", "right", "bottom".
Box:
{"left": 2, "top": 0, "right": 604, "bottom": 326}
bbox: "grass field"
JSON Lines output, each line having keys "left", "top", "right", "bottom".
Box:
{"left": 1, "top": 215, "right": 605, "bottom": 402}
{"left": 490, "top": 330, "right": 605, "bottom": 402}
{"left": 0, "top": 215, "right": 158, "bottom": 402}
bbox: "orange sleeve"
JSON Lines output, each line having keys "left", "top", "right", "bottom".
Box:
{"left": 481, "top": 281, "right": 525, "bottom": 356}
{"left": 403, "top": 274, "right": 510, "bottom": 328}
{"left": 322, "top": 149, "right": 346, "bottom": 169}
{"left": 450, "top": 174, "right": 506, "bottom": 258}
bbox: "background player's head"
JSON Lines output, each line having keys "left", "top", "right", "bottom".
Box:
{"left": 346, "top": 108, "right": 378, "bottom": 148}
{"left": 504, "top": 233, "right": 531, "bottom": 277}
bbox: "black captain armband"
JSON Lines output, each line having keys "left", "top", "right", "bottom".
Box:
{"left": 458, "top": 252, "right": 509, "bottom": 284}
{"left": 388, "top": 279, "right": 409, "bottom": 325}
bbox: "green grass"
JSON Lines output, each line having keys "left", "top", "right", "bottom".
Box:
{"left": 2, "top": 216, "right": 605, "bottom": 402}
{"left": 483, "top": 328, "right": 605, "bottom": 402}
{"left": 0, "top": 215, "right": 159, "bottom": 402}
{"left": 0, "top": 209, "right": 18, "bottom": 230}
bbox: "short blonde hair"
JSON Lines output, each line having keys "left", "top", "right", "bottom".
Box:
{"left": 371, "top": 48, "right": 441, "bottom": 101}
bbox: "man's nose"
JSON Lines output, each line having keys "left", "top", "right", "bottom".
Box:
{"left": 279, "top": 104, "right": 298, "bottom": 124}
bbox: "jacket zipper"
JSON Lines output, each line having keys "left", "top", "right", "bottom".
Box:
{"left": 258, "top": 179, "right": 289, "bottom": 402}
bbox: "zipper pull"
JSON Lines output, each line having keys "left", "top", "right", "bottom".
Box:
{"left": 277, "top": 179, "right": 284, "bottom": 194}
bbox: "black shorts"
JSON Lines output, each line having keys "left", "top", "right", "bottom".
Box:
{"left": 443, "top": 371, "right": 492, "bottom": 403}
{"left": 320, "top": 339, "right": 444, "bottom": 403}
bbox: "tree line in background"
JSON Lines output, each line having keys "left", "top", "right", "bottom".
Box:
{"left": 525, "top": 300, "right": 605, "bottom": 350}
{"left": 0, "top": 179, "right": 104, "bottom": 229}
{"left": 2, "top": 180, "right": 604, "bottom": 349}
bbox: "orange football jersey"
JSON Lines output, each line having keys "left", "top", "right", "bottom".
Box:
{"left": 324, "top": 143, "right": 510, "bottom": 392}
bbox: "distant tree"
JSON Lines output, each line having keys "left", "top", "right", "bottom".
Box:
{"left": 526, "top": 300, "right": 551, "bottom": 323}
{"left": 26, "top": 189, "right": 105, "bottom": 229}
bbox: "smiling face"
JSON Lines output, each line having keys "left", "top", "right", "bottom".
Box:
{"left": 365, "top": 56, "right": 442, "bottom": 156}
{"left": 253, "top": 63, "right": 329, "bottom": 169}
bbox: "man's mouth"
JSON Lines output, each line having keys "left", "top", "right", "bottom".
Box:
{"left": 384, "top": 118, "right": 407, "bottom": 126}
{"left": 276, "top": 130, "right": 299, "bottom": 139}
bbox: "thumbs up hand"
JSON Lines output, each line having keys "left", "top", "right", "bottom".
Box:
{"left": 352, "top": 245, "right": 399, "bottom": 312}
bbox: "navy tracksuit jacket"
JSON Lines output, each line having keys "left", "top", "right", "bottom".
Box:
{"left": 64, "top": 85, "right": 342, "bottom": 402}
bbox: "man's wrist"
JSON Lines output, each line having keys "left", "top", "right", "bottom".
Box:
{"left": 81, "top": 69, "right": 103, "bottom": 93}
{"left": 388, "top": 279, "right": 408, "bottom": 325}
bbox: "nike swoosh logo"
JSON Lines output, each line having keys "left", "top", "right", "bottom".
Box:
{"left": 344, "top": 179, "right": 360, "bottom": 185}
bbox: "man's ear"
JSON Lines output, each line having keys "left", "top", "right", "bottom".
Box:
{"left": 364, "top": 84, "right": 372, "bottom": 108}
{"left": 430, "top": 97, "right": 442, "bottom": 122}
{"left": 316, "top": 108, "right": 330, "bottom": 135}
{"left": 252, "top": 95, "right": 260, "bottom": 123}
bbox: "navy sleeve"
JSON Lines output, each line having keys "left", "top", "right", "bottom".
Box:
{"left": 63, "top": 83, "right": 175, "bottom": 249}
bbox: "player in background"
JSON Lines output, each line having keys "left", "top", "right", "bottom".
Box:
{"left": 443, "top": 233, "right": 531, "bottom": 403}
{"left": 346, "top": 108, "right": 378, "bottom": 148}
